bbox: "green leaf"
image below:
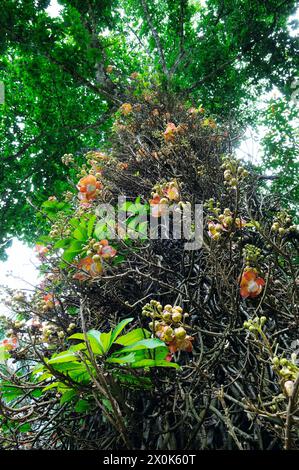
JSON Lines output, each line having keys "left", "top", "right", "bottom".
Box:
{"left": 62, "top": 249, "right": 82, "bottom": 263}
{"left": 69, "top": 343, "right": 87, "bottom": 353}
{"left": 87, "top": 214, "right": 97, "bottom": 237}
{"left": 48, "top": 351, "right": 77, "bottom": 364}
{"left": 85, "top": 329, "right": 104, "bottom": 354}
{"left": 60, "top": 389, "right": 77, "bottom": 405}
{"left": 102, "top": 398, "right": 113, "bottom": 412}
{"left": 68, "top": 333, "right": 85, "bottom": 341}
{"left": 110, "top": 317, "right": 133, "bottom": 344}
{"left": 54, "top": 238, "right": 71, "bottom": 249}
{"left": 116, "top": 338, "right": 165, "bottom": 353}
{"left": 0, "top": 384, "right": 24, "bottom": 402}
{"left": 73, "top": 227, "right": 87, "bottom": 241}
{"left": 106, "top": 352, "right": 136, "bottom": 364}
{"left": 19, "top": 423, "right": 31, "bottom": 433}
{"left": 75, "top": 399, "right": 90, "bottom": 413}
{"left": 115, "top": 328, "right": 150, "bottom": 346}
{"left": 69, "top": 218, "right": 80, "bottom": 229}
{"left": 98, "top": 331, "right": 112, "bottom": 353}
{"left": 131, "top": 359, "right": 180, "bottom": 369}
{"left": 42, "top": 382, "right": 59, "bottom": 392}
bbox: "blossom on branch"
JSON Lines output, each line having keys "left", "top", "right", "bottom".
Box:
{"left": 240, "top": 268, "right": 265, "bottom": 299}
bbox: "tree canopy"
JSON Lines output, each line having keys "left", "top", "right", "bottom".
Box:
{"left": 0, "top": 0, "right": 298, "bottom": 258}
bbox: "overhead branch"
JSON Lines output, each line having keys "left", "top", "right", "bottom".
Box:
{"left": 140, "top": 0, "right": 169, "bottom": 79}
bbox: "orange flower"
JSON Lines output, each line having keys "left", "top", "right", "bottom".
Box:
{"left": 164, "top": 185, "right": 180, "bottom": 202}
{"left": 149, "top": 195, "right": 168, "bottom": 218}
{"left": 130, "top": 72, "right": 139, "bottom": 79}
{"left": 240, "top": 268, "right": 265, "bottom": 299}
{"left": 35, "top": 244, "right": 49, "bottom": 257}
{"left": 207, "top": 221, "right": 224, "bottom": 240}
{"left": 163, "top": 123, "right": 177, "bottom": 142}
{"left": 77, "top": 175, "right": 102, "bottom": 203}
{"left": 2, "top": 337, "right": 18, "bottom": 351}
{"left": 73, "top": 256, "right": 103, "bottom": 281}
{"left": 43, "top": 294, "right": 56, "bottom": 309}
{"left": 98, "top": 240, "right": 117, "bottom": 260}
{"left": 120, "top": 103, "right": 133, "bottom": 115}
{"left": 168, "top": 335, "right": 194, "bottom": 353}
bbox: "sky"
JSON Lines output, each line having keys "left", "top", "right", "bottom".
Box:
{"left": 0, "top": 0, "right": 297, "bottom": 315}
{"left": 0, "top": 240, "right": 40, "bottom": 315}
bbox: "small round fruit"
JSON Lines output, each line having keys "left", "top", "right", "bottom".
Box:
{"left": 174, "top": 327, "right": 186, "bottom": 339}
{"left": 172, "top": 312, "right": 182, "bottom": 323}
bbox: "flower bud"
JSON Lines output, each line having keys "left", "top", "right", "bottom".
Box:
{"left": 172, "top": 312, "right": 182, "bottom": 323}
{"left": 284, "top": 380, "right": 294, "bottom": 397}
{"left": 174, "top": 327, "right": 186, "bottom": 339}
{"left": 272, "top": 356, "right": 280, "bottom": 366}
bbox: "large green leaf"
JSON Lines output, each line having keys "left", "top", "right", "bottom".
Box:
{"left": 60, "top": 389, "right": 77, "bottom": 405}
{"left": 110, "top": 317, "right": 133, "bottom": 344}
{"left": 106, "top": 352, "right": 136, "bottom": 364}
{"left": 87, "top": 214, "right": 97, "bottom": 237}
{"left": 115, "top": 328, "right": 150, "bottom": 346}
{"left": 115, "top": 338, "right": 166, "bottom": 353}
{"left": 130, "top": 359, "right": 180, "bottom": 369}
{"left": 47, "top": 351, "right": 77, "bottom": 364}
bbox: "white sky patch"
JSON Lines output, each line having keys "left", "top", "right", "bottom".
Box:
{"left": 46, "top": 0, "right": 63, "bottom": 18}
{"left": 0, "top": 239, "right": 40, "bottom": 315}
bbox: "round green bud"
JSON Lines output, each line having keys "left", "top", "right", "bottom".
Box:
{"left": 280, "top": 358, "right": 288, "bottom": 366}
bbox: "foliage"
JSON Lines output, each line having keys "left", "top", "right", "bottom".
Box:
{"left": 259, "top": 96, "right": 299, "bottom": 210}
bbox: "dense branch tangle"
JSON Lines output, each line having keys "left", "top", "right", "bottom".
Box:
{"left": 0, "top": 90, "right": 298, "bottom": 450}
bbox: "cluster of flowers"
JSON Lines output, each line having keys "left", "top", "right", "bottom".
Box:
{"left": 243, "top": 315, "right": 267, "bottom": 332}
{"left": 142, "top": 300, "right": 193, "bottom": 354}
{"left": 244, "top": 317, "right": 298, "bottom": 398}
{"left": 35, "top": 244, "right": 50, "bottom": 259}
{"left": 2, "top": 316, "right": 77, "bottom": 350}
{"left": 1, "top": 336, "right": 18, "bottom": 352}
{"left": 73, "top": 238, "right": 117, "bottom": 281}
{"left": 240, "top": 245, "right": 265, "bottom": 298}
{"left": 220, "top": 156, "right": 249, "bottom": 189}
{"left": 272, "top": 355, "right": 299, "bottom": 397}
{"left": 163, "top": 122, "right": 188, "bottom": 142}
{"left": 120, "top": 103, "right": 133, "bottom": 115}
{"left": 41, "top": 293, "right": 58, "bottom": 311}
{"left": 271, "top": 211, "right": 297, "bottom": 238}
{"left": 187, "top": 106, "right": 205, "bottom": 116}
{"left": 149, "top": 180, "right": 185, "bottom": 218}
{"left": 243, "top": 244, "right": 262, "bottom": 266}
{"left": 205, "top": 199, "right": 266, "bottom": 299}
{"left": 61, "top": 153, "right": 74, "bottom": 166}
{"left": 206, "top": 200, "right": 246, "bottom": 241}
{"left": 75, "top": 151, "right": 111, "bottom": 206}
{"left": 48, "top": 211, "right": 72, "bottom": 238}
{"left": 77, "top": 174, "right": 102, "bottom": 205}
